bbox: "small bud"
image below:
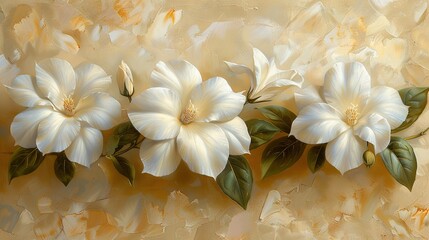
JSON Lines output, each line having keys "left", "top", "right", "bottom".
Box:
{"left": 363, "top": 150, "right": 375, "bottom": 167}
{"left": 117, "top": 60, "right": 134, "bottom": 101}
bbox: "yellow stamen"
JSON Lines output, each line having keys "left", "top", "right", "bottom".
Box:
{"left": 345, "top": 104, "right": 359, "bottom": 126}
{"left": 180, "top": 100, "right": 197, "bottom": 124}
{"left": 63, "top": 96, "right": 75, "bottom": 116}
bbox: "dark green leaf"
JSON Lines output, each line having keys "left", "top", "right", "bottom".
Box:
{"left": 307, "top": 145, "right": 326, "bottom": 173}
{"left": 54, "top": 153, "right": 75, "bottom": 186}
{"left": 258, "top": 106, "right": 297, "bottom": 133}
{"left": 392, "top": 87, "right": 429, "bottom": 133}
{"left": 245, "top": 119, "right": 280, "bottom": 150}
{"left": 216, "top": 155, "right": 253, "bottom": 209}
{"left": 104, "top": 121, "right": 141, "bottom": 155}
{"left": 381, "top": 136, "right": 417, "bottom": 191}
{"left": 109, "top": 155, "right": 135, "bottom": 185}
{"left": 8, "top": 147, "right": 44, "bottom": 183}
{"left": 261, "top": 136, "right": 306, "bottom": 178}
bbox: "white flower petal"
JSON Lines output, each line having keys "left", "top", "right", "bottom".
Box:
{"left": 323, "top": 62, "right": 371, "bottom": 113}
{"left": 36, "top": 112, "right": 81, "bottom": 154}
{"left": 325, "top": 129, "right": 366, "bottom": 174}
{"left": 252, "top": 48, "right": 270, "bottom": 91}
{"left": 75, "top": 93, "right": 121, "bottom": 130}
{"left": 191, "top": 77, "right": 245, "bottom": 122}
{"left": 151, "top": 60, "right": 202, "bottom": 104}
{"left": 65, "top": 127, "right": 102, "bottom": 167}
{"left": 140, "top": 139, "right": 181, "bottom": 176}
{"left": 128, "top": 87, "right": 182, "bottom": 140}
{"left": 217, "top": 117, "right": 251, "bottom": 155}
{"left": 36, "top": 58, "right": 76, "bottom": 109}
{"left": 224, "top": 61, "right": 254, "bottom": 79}
{"left": 290, "top": 103, "right": 349, "bottom": 144}
{"left": 5, "top": 75, "right": 50, "bottom": 107}
{"left": 11, "top": 107, "right": 53, "bottom": 148}
{"left": 295, "top": 85, "right": 324, "bottom": 111}
{"left": 255, "top": 69, "right": 303, "bottom": 101}
{"left": 74, "top": 63, "right": 111, "bottom": 100}
{"left": 355, "top": 113, "right": 391, "bottom": 153}
{"left": 363, "top": 86, "right": 408, "bottom": 129}
{"left": 177, "top": 122, "right": 229, "bottom": 179}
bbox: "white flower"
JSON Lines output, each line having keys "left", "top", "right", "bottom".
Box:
{"left": 117, "top": 60, "right": 134, "bottom": 98}
{"left": 6, "top": 58, "right": 121, "bottom": 167}
{"left": 290, "top": 62, "right": 408, "bottom": 174}
{"left": 128, "top": 60, "right": 250, "bottom": 179}
{"left": 225, "top": 48, "right": 303, "bottom": 102}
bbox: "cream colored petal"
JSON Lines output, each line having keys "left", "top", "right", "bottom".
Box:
{"left": 140, "top": 139, "right": 181, "bottom": 176}
{"left": 65, "top": 127, "right": 103, "bottom": 167}
{"left": 290, "top": 103, "right": 349, "bottom": 144}
{"left": 36, "top": 112, "right": 81, "bottom": 154}
{"left": 11, "top": 107, "right": 53, "bottom": 148}
{"left": 177, "top": 122, "right": 229, "bottom": 179}
{"left": 109, "top": 29, "right": 138, "bottom": 46}
{"left": 216, "top": 117, "right": 251, "bottom": 155}
{"left": 52, "top": 30, "right": 79, "bottom": 54}
{"left": 323, "top": 62, "right": 371, "bottom": 113}
{"left": 295, "top": 85, "right": 324, "bottom": 111}
{"left": 5, "top": 75, "right": 50, "bottom": 107}
{"left": 146, "top": 9, "right": 182, "bottom": 42}
{"left": 74, "top": 93, "right": 121, "bottom": 130}
{"left": 36, "top": 58, "right": 76, "bottom": 109}
{"left": 0, "top": 54, "right": 20, "bottom": 85}
{"left": 191, "top": 77, "right": 245, "bottom": 122}
{"left": 74, "top": 63, "right": 111, "bottom": 100}
{"left": 151, "top": 60, "right": 202, "bottom": 103}
{"left": 355, "top": 113, "right": 391, "bottom": 153}
{"left": 325, "top": 129, "right": 366, "bottom": 174}
{"left": 128, "top": 87, "right": 182, "bottom": 140}
{"left": 362, "top": 86, "right": 408, "bottom": 129}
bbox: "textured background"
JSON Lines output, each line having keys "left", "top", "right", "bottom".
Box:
{"left": 1, "top": 0, "right": 429, "bottom": 239}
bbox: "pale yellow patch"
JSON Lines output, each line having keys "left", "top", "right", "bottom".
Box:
{"left": 345, "top": 103, "right": 359, "bottom": 126}
{"left": 180, "top": 100, "right": 198, "bottom": 124}
{"left": 63, "top": 96, "right": 75, "bottom": 116}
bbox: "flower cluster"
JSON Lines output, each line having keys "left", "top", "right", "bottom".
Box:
{"left": 3, "top": 0, "right": 428, "bottom": 210}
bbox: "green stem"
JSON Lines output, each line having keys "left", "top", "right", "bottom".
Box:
{"left": 113, "top": 136, "right": 145, "bottom": 156}
{"left": 404, "top": 127, "right": 429, "bottom": 141}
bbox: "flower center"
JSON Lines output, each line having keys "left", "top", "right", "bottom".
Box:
{"left": 180, "top": 100, "right": 198, "bottom": 124}
{"left": 63, "top": 96, "right": 75, "bottom": 116}
{"left": 345, "top": 103, "right": 359, "bottom": 126}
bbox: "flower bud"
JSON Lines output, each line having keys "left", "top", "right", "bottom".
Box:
{"left": 363, "top": 150, "right": 375, "bottom": 167}
{"left": 117, "top": 60, "right": 134, "bottom": 101}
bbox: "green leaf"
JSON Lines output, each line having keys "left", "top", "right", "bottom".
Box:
{"left": 109, "top": 155, "right": 135, "bottom": 185}
{"left": 216, "top": 155, "right": 253, "bottom": 209}
{"left": 392, "top": 87, "right": 429, "bottom": 133}
{"left": 307, "top": 145, "right": 326, "bottom": 173}
{"left": 245, "top": 119, "right": 280, "bottom": 150}
{"left": 105, "top": 121, "right": 141, "bottom": 155}
{"left": 8, "top": 147, "right": 44, "bottom": 183}
{"left": 381, "top": 136, "right": 417, "bottom": 191}
{"left": 261, "top": 136, "right": 306, "bottom": 178}
{"left": 54, "top": 153, "right": 76, "bottom": 186}
{"left": 258, "top": 106, "right": 297, "bottom": 133}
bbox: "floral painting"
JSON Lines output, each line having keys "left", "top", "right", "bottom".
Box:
{"left": 1, "top": 0, "right": 429, "bottom": 239}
